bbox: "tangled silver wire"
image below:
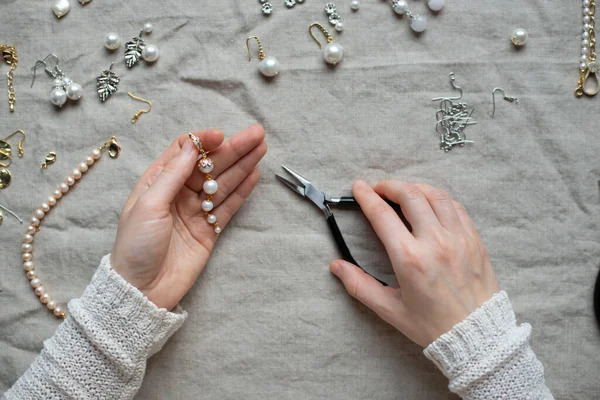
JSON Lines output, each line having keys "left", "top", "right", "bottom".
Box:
{"left": 433, "top": 72, "right": 476, "bottom": 152}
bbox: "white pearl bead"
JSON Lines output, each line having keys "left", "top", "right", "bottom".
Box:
{"left": 31, "top": 217, "right": 40, "bottom": 227}
{"left": 47, "top": 196, "right": 57, "bottom": 206}
{"left": 215, "top": 226, "right": 222, "bottom": 234}
{"left": 427, "top": 0, "right": 444, "bottom": 11}
{"left": 79, "top": 162, "right": 88, "bottom": 173}
{"left": 323, "top": 42, "right": 344, "bottom": 65}
{"left": 335, "top": 22, "right": 344, "bottom": 32}
{"left": 584, "top": 15, "right": 591, "bottom": 24}
{"left": 511, "top": 28, "right": 528, "bottom": 46}
{"left": 71, "top": 169, "right": 82, "bottom": 180}
{"left": 47, "top": 300, "right": 57, "bottom": 310}
{"left": 410, "top": 15, "right": 428, "bottom": 33}
{"left": 24, "top": 261, "right": 35, "bottom": 271}
{"left": 583, "top": 31, "right": 590, "bottom": 39}
{"left": 583, "top": 39, "right": 590, "bottom": 47}
{"left": 27, "top": 225, "right": 37, "bottom": 235}
{"left": 40, "top": 293, "right": 51, "bottom": 304}
{"left": 351, "top": 0, "right": 360, "bottom": 10}
{"left": 143, "top": 22, "right": 153, "bottom": 34}
{"left": 53, "top": 306, "right": 64, "bottom": 317}
{"left": 258, "top": 56, "right": 281, "bottom": 77}
{"left": 52, "top": 0, "right": 71, "bottom": 18}
{"left": 60, "top": 183, "right": 69, "bottom": 193}
{"left": 66, "top": 176, "right": 75, "bottom": 186}
{"left": 85, "top": 156, "right": 95, "bottom": 166}
{"left": 584, "top": 23, "right": 591, "bottom": 31}
{"left": 92, "top": 149, "right": 101, "bottom": 160}
{"left": 53, "top": 189, "right": 63, "bottom": 199}
{"left": 199, "top": 158, "right": 214, "bottom": 173}
{"left": 581, "top": 62, "right": 588, "bottom": 70}
{"left": 66, "top": 83, "right": 83, "bottom": 101}
{"left": 104, "top": 33, "right": 122, "bottom": 50}
{"left": 203, "top": 179, "right": 219, "bottom": 195}
{"left": 34, "top": 209, "right": 45, "bottom": 219}
{"left": 50, "top": 88, "right": 68, "bottom": 107}
{"left": 30, "top": 278, "right": 42, "bottom": 288}
{"left": 202, "top": 200, "right": 214, "bottom": 212}
{"left": 35, "top": 286, "right": 45, "bottom": 296}
{"left": 22, "top": 243, "right": 33, "bottom": 253}
{"left": 584, "top": 7, "right": 591, "bottom": 15}
{"left": 41, "top": 203, "right": 51, "bottom": 213}
{"left": 27, "top": 270, "right": 37, "bottom": 280}
{"left": 142, "top": 45, "right": 160, "bottom": 62}
{"left": 24, "top": 234, "right": 34, "bottom": 244}
{"left": 207, "top": 214, "right": 217, "bottom": 224}
{"left": 582, "top": 46, "right": 590, "bottom": 55}
{"left": 23, "top": 253, "right": 33, "bottom": 262}
{"left": 584, "top": 0, "right": 590, "bottom": 6}
{"left": 392, "top": 0, "right": 408, "bottom": 14}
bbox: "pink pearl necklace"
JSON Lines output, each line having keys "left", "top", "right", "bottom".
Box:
{"left": 22, "top": 137, "right": 121, "bottom": 319}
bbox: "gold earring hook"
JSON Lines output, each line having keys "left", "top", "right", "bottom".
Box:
{"left": 2, "top": 130, "right": 25, "bottom": 157}
{"left": 309, "top": 23, "right": 334, "bottom": 49}
{"left": 40, "top": 152, "right": 57, "bottom": 169}
{"left": 246, "top": 36, "right": 266, "bottom": 61}
{"left": 127, "top": 92, "right": 152, "bottom": 123}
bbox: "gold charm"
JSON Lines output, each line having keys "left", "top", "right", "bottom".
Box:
{"left": 0, "top": 167, "right": 12, "bottom": 189}
{"left": 41, "top": 152, "right": 57, "bottom": 169}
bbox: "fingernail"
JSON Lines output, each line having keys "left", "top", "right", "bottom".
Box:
{"left": 329, "top": 261, "right": 343, "bottom": 275}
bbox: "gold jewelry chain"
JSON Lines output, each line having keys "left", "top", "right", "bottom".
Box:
{"left": 1, "top": 45, "right": 18, "bottom": 112}
{"left": 576, "top": 0, "right": 598, "bottom": 97}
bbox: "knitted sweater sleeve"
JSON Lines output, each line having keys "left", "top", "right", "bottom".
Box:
{"left": 3, "top": 255, "right": 187, "bottom": 400}
{"left": 423, "top": 291, "right": 553, "bottom": 399}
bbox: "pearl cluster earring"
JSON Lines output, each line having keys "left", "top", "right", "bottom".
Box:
{"left": 390, "top": 0, "right": 444, "bottom": 33}
{"left": 189, "top": 133, "right": 222, "bottom": 235}
{"left": 21, "top": 137, "right": 121, "bottom": 319}
{"left": 103, "top": 24, "right": 158, "bottom": 67}
{"left": 31, "top": 54, "right": 83, "bottom": 108}
{"left": 309, "top": 23, "right": 344, "bottom": 65}
{"left": 246, "top": 36, "right": 281, "bottom": 78}
{"left": 51, "top": 0, "right": 92, "bottom": 19}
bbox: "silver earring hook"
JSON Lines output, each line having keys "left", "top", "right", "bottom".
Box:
{"left": 491, "top": 87, "right": 519, "bottom": 117}
{"left": 0, "top": 203, "right": 23, "bottom": 224}
{"left": 30, "top": 54, "right": 61, "bottom": 87}
{"left": 432, "top": 72, "right": 464, "bottom": 101}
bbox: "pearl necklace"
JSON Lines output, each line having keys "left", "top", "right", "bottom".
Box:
{"left": 22, "top": 137, "right": 121, "bottom": 319}
{"left": 188, "top": 134, "right": 222, "bottom": 234}
{"left": 576, "top": 0, "right": 599, "bottom": 97}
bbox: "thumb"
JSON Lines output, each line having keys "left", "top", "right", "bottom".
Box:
{"left": 330, "top": 260, "right": 402, "bottom": 324}
{"left": 146, "top": 139, "right": 198, "bottom": 205}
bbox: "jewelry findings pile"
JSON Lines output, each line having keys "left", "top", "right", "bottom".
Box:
{"left": 21, "top": 137, "right": 121, "bottom": 318}
{"left": 433, "top": 73, "right": 476, "bottom": 152}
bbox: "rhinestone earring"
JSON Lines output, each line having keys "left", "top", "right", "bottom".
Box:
{"left": 246, "top": 36, "right": 281, "bottom": 78}
{"left": 309, "top": 23, "right": 344, "bottom": 66}
{"left": 31, "top": 54, "right": 83, "bottom": 108}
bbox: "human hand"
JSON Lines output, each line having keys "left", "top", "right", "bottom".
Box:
{"left": 329, "top": 180, "right": 499, "bottom": 347}
{"left": 110, "top": 125, "right": 267, "bottom": 310}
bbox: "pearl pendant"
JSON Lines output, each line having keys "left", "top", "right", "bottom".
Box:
{"left": 323, "top": 42, "right": 344, "bottom": 65}
{"left": 202, "top": 200, "right": 214, "bottom": 212}
{"left": 66, "top": 83, "right": 83, "bottom": 100}
{"left": 142, "top": 45, "right": 160, "bottom": 62}
{"left": 104, "top": 33, "right": 122, "bottom": 50}
{"left": 52, "top": 0, "right": 71, "bottom": 18}
{"left": 510, "top": 28, "right": 528, "bottom": 46}
{"left": 258, "top": 56, "right": 281, "bottom": 77}
{"left": 203, "top": 179, "right": 219, "bottom": 195}
{"left": 410, "top": 15, "right": 428, "bottom": 33}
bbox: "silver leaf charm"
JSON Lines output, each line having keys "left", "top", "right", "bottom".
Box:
{"left": 96, "top": 63, "right": 120, "bottom": 102}
{"left": 124, "top": 31, "right": 147, "bottom": 68}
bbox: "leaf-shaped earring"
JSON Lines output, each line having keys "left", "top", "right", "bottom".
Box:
{"left": 125, "top": 27, "right": 159, "bottom": 68}
{"left": 96, "top": 62, "right": 120, "bottom": 102}
{"left": 125, "top": 30, "right": 146, "bottom": 68}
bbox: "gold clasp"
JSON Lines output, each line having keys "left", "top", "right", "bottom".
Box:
{"left": 101, "top": 136, "right": 121, "bottom": 159}
{"left": 41, "top": 152, "right": 57, "bottom": 169}
{"left": 576, "top": 62, "right": 599, "bottom": 97}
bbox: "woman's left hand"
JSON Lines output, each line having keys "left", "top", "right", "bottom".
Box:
{"left": 110, "top": 125, "right": 267, "bottom": 310}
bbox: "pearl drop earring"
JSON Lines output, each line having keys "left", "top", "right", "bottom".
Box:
{"left": 246, "top": 36, "right": 281, "bottom": 78}
{"left": 31, "top": 54, "right": 83, "bottom": 108}
{"left": 52, "top": 0, "right": 71, "bottom": 18}
{"left": 309, "top": 23, "right": 344, "bottom": 66}
{"left": 189, "top": 134, "right": 222, "bottom": 235}
{"left": 125, "top": 26, "right": 159, "bottom": 68}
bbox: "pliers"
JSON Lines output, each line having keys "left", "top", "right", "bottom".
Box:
{"left": 276, "top": 165, "right": 408, "bottom": 286}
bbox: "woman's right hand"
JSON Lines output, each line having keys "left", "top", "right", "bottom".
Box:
{"left": 329, "top": 180, "right": 499, "bottom": 348}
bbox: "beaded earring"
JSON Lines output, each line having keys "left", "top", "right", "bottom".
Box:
{"left": 246, "top": 36, "right": 281, "bottom": 78}
{"left": 31, "top": 54, "right": 83, "bottom": 108}
{"left": 309, "top": 23, "right": 344, "bottom": 66}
